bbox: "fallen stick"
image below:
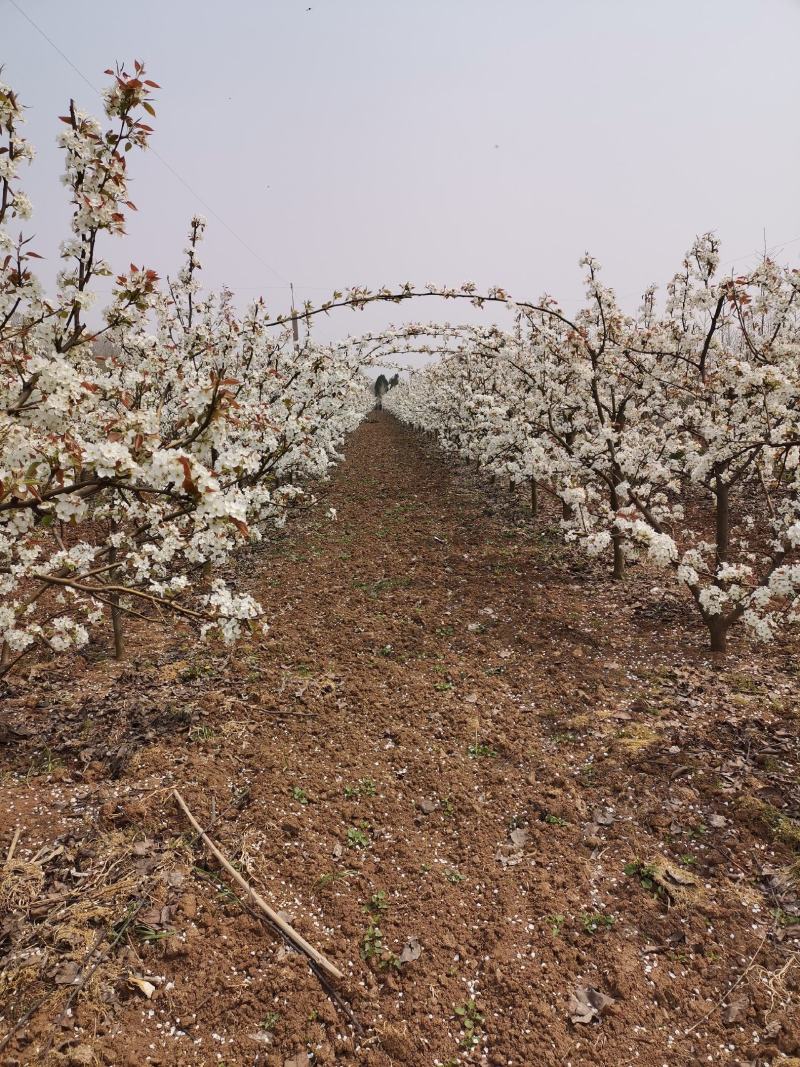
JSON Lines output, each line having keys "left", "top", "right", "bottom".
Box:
{"left": 172, "top": 788, "right": 343, "bottom": 981}
{"left": 5, "top": 826, "right": 21, "bottom": 866}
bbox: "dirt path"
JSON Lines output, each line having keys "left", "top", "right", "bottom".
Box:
{"left": 2, "top": 412, "right": 799, "bottom": 1066}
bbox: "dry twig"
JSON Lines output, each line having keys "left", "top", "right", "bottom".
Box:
{"left": 172, "top": 787, "right": 343, "bottom": 980}
{"left": 4, "top": 826, "right": 21, "bottom": 866}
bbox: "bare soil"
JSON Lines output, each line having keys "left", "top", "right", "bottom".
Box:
{"left": 1, "top": 411, "right": 799, "bottom": 1067}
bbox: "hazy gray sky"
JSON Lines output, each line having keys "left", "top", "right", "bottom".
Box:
{"left": 5, "top": 0, "right": 800, "bottom": 352}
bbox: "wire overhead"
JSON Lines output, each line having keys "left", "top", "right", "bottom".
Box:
{"left": 7, "top": 0, "right": 292, "bottom": 290}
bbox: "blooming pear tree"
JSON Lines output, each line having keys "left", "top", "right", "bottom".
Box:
{"left": 0, "top": 67, "right": 372, "bottom": 674}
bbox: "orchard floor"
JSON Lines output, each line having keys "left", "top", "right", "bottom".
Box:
{"left": 2, "top": 411, "right": 800, "bottom": 1067}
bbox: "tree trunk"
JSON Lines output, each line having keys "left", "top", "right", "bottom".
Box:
{"left": 707, "top": 615, "right": 728, "bottom": 654}
{"left": 610, "top": 486, "right": 625, "bottom": 580}
{"left": 111, "top": 603, "right": 124, "bottom": 660}
{"left": 708, "top": 475, "right": 731, "bottom": 651}
{"left": 109, "top": 545, "right": 124, "bottom": 660}
{"left": 530, "top": 479, "right": 538, "bottom": 517}
{"left": 612, "top": 536, "right": 626, "bottom": 580}
{"left": 715, "top": 476, "right": 730, "bottom": 566}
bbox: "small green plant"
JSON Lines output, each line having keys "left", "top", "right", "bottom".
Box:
{"left": 365, "top": 890, "right": 389, "bottom": 915}
{"left": 188, "top": 725, "right": 216, "bottom": 743}
{"left": 468, "top": 742, "right": 497, "bottom": 759}
{"left": 454, "top": 998, "right": 485, "bottom": 1050}
{"left": 549, "top": 914, "right": 565, "bottom": 936}
{"left": 623, "top": 859, "right": 668, "bottom": 900}
{"left": 346, "top": 826, "right": 370, "bottom": 849}
{"left": 441, "top": 796, "right": 455, "bottom": 818}
{"left": 580, "top": 912, "right": 615, "bottom": 934}
{"left": 678, "top": 853, "right": 697, "bottom": 867}
{"left": 135, "top": 923, "right": 175, "bottom": 944}
{"left": 313, "top": 868, "right": 354, "bottom": 892}
{"left": 445, "top": 869, "right": 465, "bottom": 884}
{"left": 377, "top": 644, "right": 394, "bottom": 656}
{"left": 729, "top": 673, "right": 759, "bottom": 694}
{"left": 291, "top": 786, "right": 309, "bottom": 805}
{"left": 624, "top": 859, "right": 657, "bottom": 889}
{"left": 773, "top": 907, "right": 797, "bottom": 928}
{"left": 259, "top": 1011, "right": 280, "bottom": 1032}
{"left": 543, "top": 813, "right": 568, "bottom": 827}
{"left": 344, "top": 778, "right": 376, "bottom": 799}
{"left": 360, "top": 921, "right": 399, "bottom": 969}
{"left": 435, "top": 680, "right": 454, "bottom": 692}
{"left": 362, "top": 917, "right": 386, "bottom": 960}
{"left": 192, "top": 865, "right": 238, "bottom": 904}
{"left": 179, "top": 663, "right": 213, "bottom": 682}
{"left": 27, "top": 747, "right": 62, "bottom": 778}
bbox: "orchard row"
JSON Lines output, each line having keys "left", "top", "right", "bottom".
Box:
{"left": 3, "top": 64, "right": 799, "bottom": 670}
{"left": 0, "top": 66, "right": 378, "bottom": 672}
{"left": 383, "top": 243, "right": 800, "bottom": 652}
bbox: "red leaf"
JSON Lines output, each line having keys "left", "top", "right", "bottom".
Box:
{"left": 228, "top": 517, "right": 250, "bottom": 538}
{"left": 177, "top": 457, "right": 198, "bottom": 496}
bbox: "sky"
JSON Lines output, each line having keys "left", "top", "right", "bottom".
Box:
{"left": 4, "top": 0, "right": 800, "bottom": 370}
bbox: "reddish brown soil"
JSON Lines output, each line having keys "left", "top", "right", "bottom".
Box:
{"left": 1, "top": 411, "right": 799, "bottom": 1067}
